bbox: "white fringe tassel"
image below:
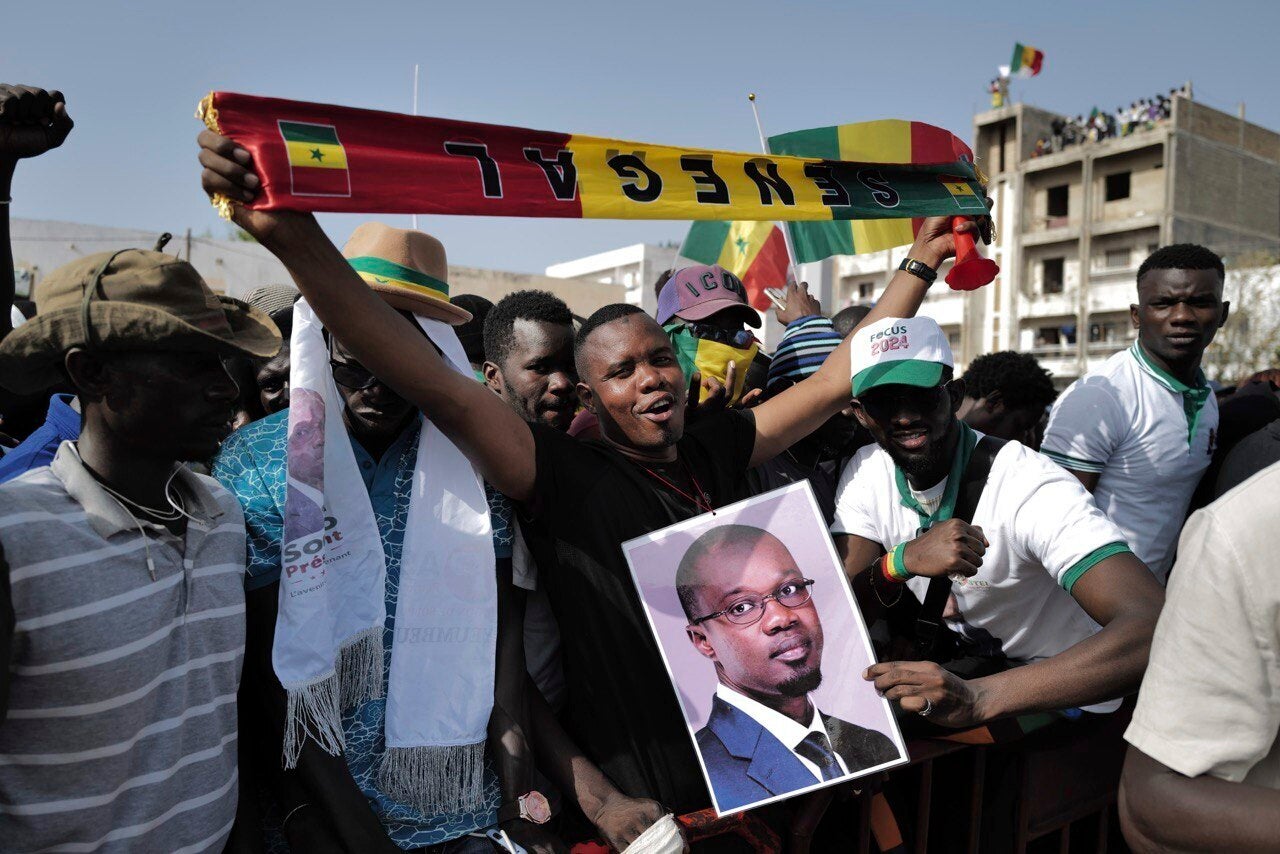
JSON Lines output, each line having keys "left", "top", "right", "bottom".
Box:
{"left": 281, "top": 627, "right": 384, "bottom": 768}
{"left": 378, "top": 741, "right": 488, "bottom": 814}
{"left": 337, "top": 626, "right": 385, "bottom": 708}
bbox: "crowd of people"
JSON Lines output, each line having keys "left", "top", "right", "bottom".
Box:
{"left": 1030, "top": 85, "right": 1191, "bottom": 157}
{"left": 1, "top": 82, "right": 1278, "bottom": 854}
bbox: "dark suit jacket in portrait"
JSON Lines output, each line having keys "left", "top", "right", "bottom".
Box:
{"left": 695, "top": 695, "right": 899, "bottom": 812}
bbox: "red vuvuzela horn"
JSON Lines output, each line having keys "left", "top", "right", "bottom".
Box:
{"left": 944, "top": 215, "right": 999, "bottom": 291}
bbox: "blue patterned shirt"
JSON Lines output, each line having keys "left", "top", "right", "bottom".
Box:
{"left": 213, "top": 409, "right": 504, "bottom": 848}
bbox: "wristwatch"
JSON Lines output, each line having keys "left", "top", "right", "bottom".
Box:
{"left": 898, "top": 256, "right": 938, "bottom": 285}
{"left": 498, "top": 790, "right": 552, "bottom": 825}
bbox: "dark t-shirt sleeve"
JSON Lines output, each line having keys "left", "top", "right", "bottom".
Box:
{"left": 686, "top": 409, "right": 757, "bottom": 476}
{"left": 529, "top": 422, "right": 589, "bottom": 525}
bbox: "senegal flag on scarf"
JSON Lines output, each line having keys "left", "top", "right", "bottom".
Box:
{"left": 198, "top": 93, "right": 984, "bottom": 226}
{"left": 680, "top": 221, "right": 788, "bottom": 311}
{"left": 767, "top": 120, "right": 985, "bottom": 264}
{"left": 1010, "top": 42, "right": 1045, "bottom": 78}
{"left": 279, "top": 120, "right": 351, "bottom": 197}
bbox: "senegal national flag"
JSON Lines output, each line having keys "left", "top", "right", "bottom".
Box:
{"left": 278, "top": 120, "right": 351, "bottom": 197}
{"left": 1010, "top": 42, "right": 1044, "bottom": 78}
{"left": 768, "top": 120, "right": 979, "bottom": 264}
{"left": 681, "top": 220, "right": 789, "bottom": 311}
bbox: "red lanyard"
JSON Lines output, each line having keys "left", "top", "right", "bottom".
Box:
{"left": 640, "top": 459, "right": 716, "bottom": 515}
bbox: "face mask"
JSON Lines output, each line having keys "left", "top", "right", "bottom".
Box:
{"left": 666, "top": 324, "right": 759, "bottom": 405}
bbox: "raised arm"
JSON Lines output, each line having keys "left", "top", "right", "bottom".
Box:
{"left": 198, "top": 131, "right": 536, "bottom": 501}
{"left": 0, "top": 85, "right": 74, "bottom": 339}
{"left": 748, "top": 214, "right": 988, "bottom": 467}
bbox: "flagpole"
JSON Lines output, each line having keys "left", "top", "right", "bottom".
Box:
{"left": 411, "top": 64, "right": 421, "bottom": 231}
{"left": 747, "top": 93, "right": 800, "bottom": 282}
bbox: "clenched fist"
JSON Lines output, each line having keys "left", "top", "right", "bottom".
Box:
{"left": 0, "top": 85, "right": 73, "bottom": 164}
{"left": 901, "top": 518, "right": 988, "bottom": 579}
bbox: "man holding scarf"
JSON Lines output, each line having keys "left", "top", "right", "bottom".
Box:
{"left": 214, "top": 223, "right": 558, "bottom": 852}
{"left": 199, "top": 128, "right": 987, "bottom": 832}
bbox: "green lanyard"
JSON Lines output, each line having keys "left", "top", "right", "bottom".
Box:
{"left": 894, "top": 421, "right": 979, "bottom": 531}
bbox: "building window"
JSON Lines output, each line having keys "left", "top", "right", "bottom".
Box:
{"left": 1036, "top": 326, "right": 1061, "bottom": 347}
{"left": 1042, "top": 257, "right": 1065, "bottom": 294}
{"left": 1034, "top": 325, "right": 1075, "bottom": 348}
{"left": 1104, "top": 248, "right": 1130, "bottom": 268}
{"left": 1047, "top": 185, "right": 1069, "bottom": 218}
{"left": 858, "top": 281, "right": 874, "bottom": 299}
{"left": 948, "top": 332, "right": 961, "bottom": 352}
{"left": 1148, "top": 242, "right": 1160, "bottom": 255}
{"left": 1105, "top": 171, "right": 1131, "bottom": 201}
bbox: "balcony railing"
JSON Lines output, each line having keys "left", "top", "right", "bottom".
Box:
{"left": 1086, "top": 340, "right": 1132, "bottom": 356}
{"left": 1028, "top": 344, "right": 1079, "bottom": 357}
{"left": 1026, "top": 214, "right": 1077, "bottom": 233}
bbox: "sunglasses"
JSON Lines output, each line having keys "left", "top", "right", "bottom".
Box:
{"left": 329, "top": 359, "right": 382, "bottom": 390}
{"left": 680, "top": 323, "right": 756, "bottom": 350}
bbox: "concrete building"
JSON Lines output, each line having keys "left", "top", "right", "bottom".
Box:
{"left": 11, "top": 218, "right": 621, "bottom": 320}
{"left": 965, "top": 94, "right": 1280, "bottom": 383}
{"left": 448, "top": 264, "right": 624, "bottom": 319}
{"left": 545, "top": 243, "right": 680, "bottom": 317}
{"left": 822, "top": 95, "right": 1280, "bottom": 383}
{"left": 11, "top": 219, "right": 291, "bottom": 301}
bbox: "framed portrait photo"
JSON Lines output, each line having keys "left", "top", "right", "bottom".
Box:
{"left": 622, "top": 480, "right": 908, "bottom": 816}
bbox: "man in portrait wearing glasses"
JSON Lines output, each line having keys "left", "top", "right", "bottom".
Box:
{"left": 677, "top": 524, "right": 898, "bottom": 812}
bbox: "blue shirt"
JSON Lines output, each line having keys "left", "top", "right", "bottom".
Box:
{"left": 213, "top": 409, "right": 504, "bottom": 848}
{"left": 0, "top": 394, "right": 80, "bottom": 484}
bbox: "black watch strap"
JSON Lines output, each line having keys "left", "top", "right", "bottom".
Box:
{"left": 497, "top": 800, "right": 523, "bottom": 825}
{"left": 898, "top": 257, "right": 938, "bottom": 284}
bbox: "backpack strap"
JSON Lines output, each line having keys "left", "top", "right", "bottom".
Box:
{"left": 912, "top": 435, "right": 1007, "bottom": 659}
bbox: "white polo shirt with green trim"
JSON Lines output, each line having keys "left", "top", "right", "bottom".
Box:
{"left": 832, "top": 427, "right": 1132, "bottom": 665}
{"left": 1041, "top": 343, "right": 1217, "bottom": 583}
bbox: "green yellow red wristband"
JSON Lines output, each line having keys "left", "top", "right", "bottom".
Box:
{"left": 882, "top": 543, "right": 912, "bottom": 583}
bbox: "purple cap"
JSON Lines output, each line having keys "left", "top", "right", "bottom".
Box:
{"left": 657, "top": 265, "right": 761, "bottom": 329}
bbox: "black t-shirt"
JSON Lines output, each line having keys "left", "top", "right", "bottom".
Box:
{"left": 525, "top": 410, "right": 756, "bottom": 813}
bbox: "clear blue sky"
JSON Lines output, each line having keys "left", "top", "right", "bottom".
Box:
{"left": 11, "top": 0, "right": 1279, "bottom": 273}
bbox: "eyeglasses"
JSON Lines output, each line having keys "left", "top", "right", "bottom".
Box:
{"left": 689, "top": 578, "right": 816, "bottom": 627}
{"left": 855, "top": 382, "right": 948, "bottom": 416}
{"left": 329, "top": 359, "right": 381, "bottom": 390}
{"left": 682, "top": 323, "right": 756, "bottom": 350}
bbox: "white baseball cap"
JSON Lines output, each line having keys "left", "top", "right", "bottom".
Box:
{"left": 850, "top": 316, "right": 954, "bottom": 397}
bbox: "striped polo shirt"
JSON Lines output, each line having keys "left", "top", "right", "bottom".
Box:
{"left": 0, "top": 442, "right": 246, "bottom": 853}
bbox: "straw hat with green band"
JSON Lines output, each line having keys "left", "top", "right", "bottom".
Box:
{"left": 850, "top": 316, "right": 954, "bottom": 397}
{"left": 340, "top": 222, "right": 470, "bottom": 325}
{"left": 0, "top": 249, "right": 281, "bottom": 395}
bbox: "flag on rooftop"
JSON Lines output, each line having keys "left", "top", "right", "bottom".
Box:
{"left": 1010, "top": 43, "right": 1044, "bottom": 78}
